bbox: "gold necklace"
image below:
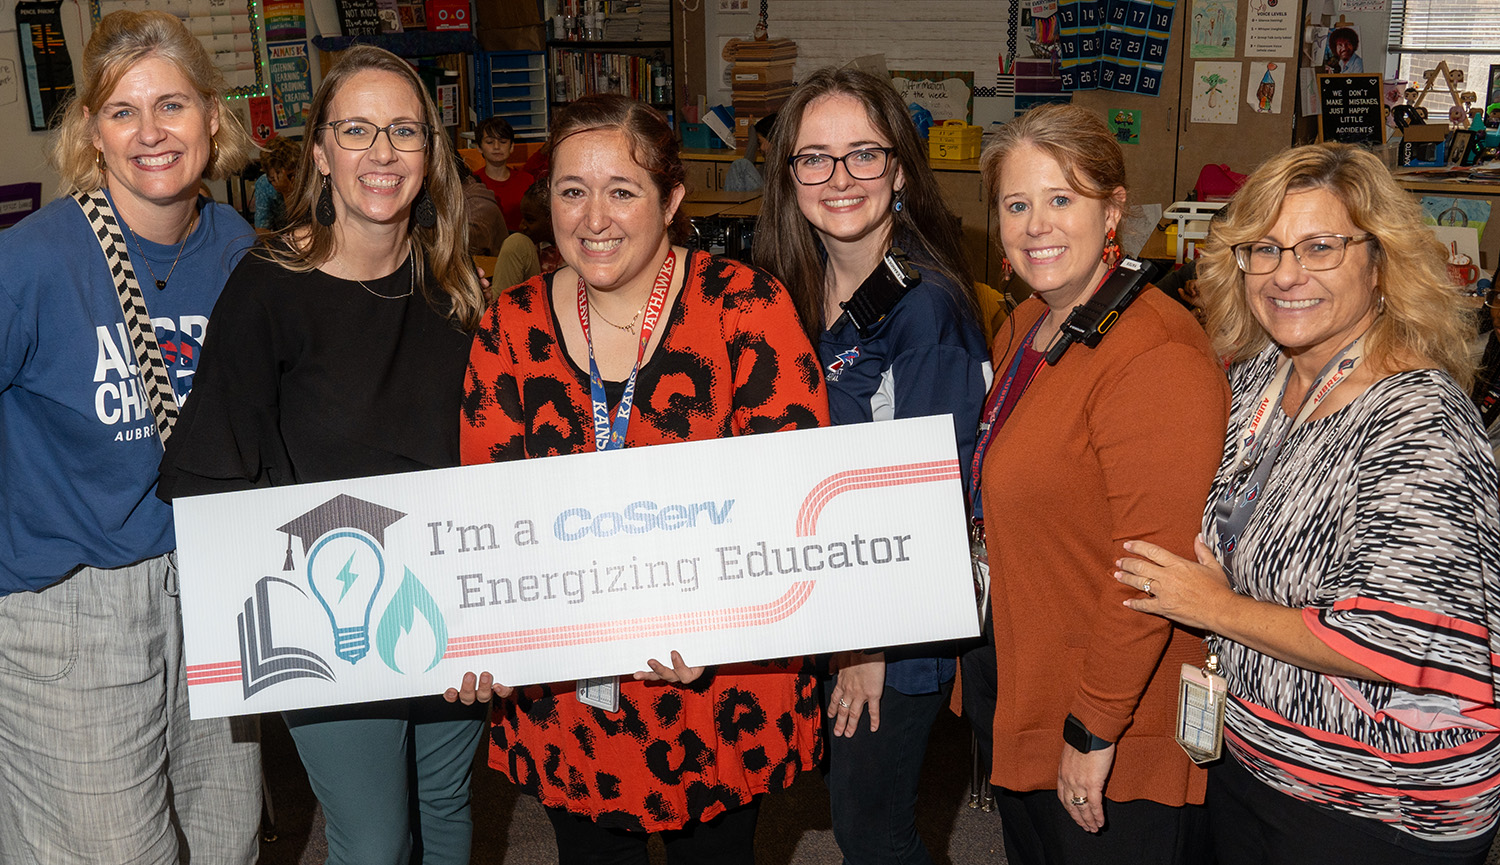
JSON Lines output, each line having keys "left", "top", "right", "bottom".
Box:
{"left": 125, "top": 212, "right": 196, "bottom": 291}
{"left": 587, "top": 296, "right": 645, "bottom": 333}
{"left": 357, "top": 251, "right": 415, "bottom": 300}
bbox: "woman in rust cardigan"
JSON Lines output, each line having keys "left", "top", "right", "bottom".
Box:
{"left": 974, "top": 103, "right": 1229, "bottom": 863}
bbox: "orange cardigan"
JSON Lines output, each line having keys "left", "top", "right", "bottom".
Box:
{"left": 981, "top": 288, "right": 1229, "bottom": 806}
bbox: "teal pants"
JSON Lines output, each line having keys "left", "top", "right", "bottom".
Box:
{"left": 284, "top": 696, "right": 487, "bottom": 865}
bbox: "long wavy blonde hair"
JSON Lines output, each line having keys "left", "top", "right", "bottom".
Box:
{"left": 49, "top": 10, "right": 251, "bottom": 196}
{"left": 1196, "top": 142, "right": 1474, "bottom": 388}
{"left": 264, "top": 45, "right": 483, "bottom": 331}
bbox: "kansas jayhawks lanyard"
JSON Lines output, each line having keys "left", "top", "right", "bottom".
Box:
{"left": 1212, "top": 334, "right": 1366, "bottom": 571}
{"left": 576, "top": 250, "right": 675, "bottom": 453}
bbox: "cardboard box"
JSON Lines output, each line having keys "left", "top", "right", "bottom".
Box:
{"left": 1399, "top": 124, "right": 1449, "bottom": 167}
{"left": 176, "top": 418, "right": 978, "bottom": 718}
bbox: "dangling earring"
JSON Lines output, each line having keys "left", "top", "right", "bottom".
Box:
{"left": 999, "top": 256, "right": 1013, "bottom": 284}
{"left": 1102, "top": 227, "right": 1120, "bottom": 265}
{"left": 95, "top": 150, "right": 107, "bottom": 173}
{"left": 893, "top": 187, "right": 905, "bottom": 214}
{"left": 207, "top": 138, "right": 219, "bottom": 173}
{"left": 1377, "top": 295, "right": 1386, "bottom": 314}
{"left": 413, "top": 183, "right": 437, "bottom": 229}
{"left": 315, "top": 174, "right": 336, "bottom": 226}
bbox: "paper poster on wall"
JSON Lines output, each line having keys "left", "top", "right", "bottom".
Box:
{"left": 1421, "top": 197, "right": 1490, "bottom": 244}
{"left": 0, "top": 0, "right": 15, "bottom": 32}
{"left": 1244, "top": 0, "right": 1296, "bottom": 57}
{"left": 0, "top": 57, "right": 17, "bottom": 105}
{"left": 1110, "top": 108, "right": 1141, "bottom": 144}
{"left": 1246, "top": 61, "right": 1284, "bottom": 113}
{"left": 92, "top": 0, "right": 263, "bottom": 97}
{"left": 1062, "top": 0, "right": 1175, "bottom": 97}
{"left": 15, "top": 0, "right": 71, "bottom": 131}
{"left": 1189, "top": 0, "right": 1235, "bottom": 58}
{"left": 890, "top": 71, "right": 974, "bottom": 124}
{"left": 268, "top": 40, "right": 311, "bottom": 132}
{"left": 1336, "top": 0, "right": 1384, "bottom": 11}
{"left": 1319, "top": 22, "right": 1362, "bottom": 74}
{"left": 1192, "top": 61, "right": 1241, "bottom": 124}
{"left": 264, "top": 0, "right": 307, "bottom": 41}
{"left": 247, "top": 93, "right": 274, "bottom": 144}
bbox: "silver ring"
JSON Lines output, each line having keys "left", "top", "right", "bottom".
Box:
{"left": 1142, "top": 580, "right": 1153, "bottom": 595}
{"left": 1070, "top": 795, "right": 1088, "bottom": 806}
{"left": 838, "top": 698, "right": 850, "bottom": 709}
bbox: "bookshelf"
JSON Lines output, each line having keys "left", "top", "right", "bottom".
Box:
{"left": 545, "top": 0, "right": 674, "bottom": 112}
{"left": 476, "top": 50, "right": 549, "bottom": 141}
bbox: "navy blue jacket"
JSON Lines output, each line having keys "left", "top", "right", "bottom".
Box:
{"left": 819, "top": 262, "right": 991, "bottom": 693}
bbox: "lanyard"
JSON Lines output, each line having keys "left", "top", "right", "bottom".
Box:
{"left": 969, "top": 313, "right": 1048, "bottom": 522}
{"left": 1211, "top": 335, "right": 1366, "bottom": 570}
{"left": 577, "top": 250, "right": 676, "bottom": 452}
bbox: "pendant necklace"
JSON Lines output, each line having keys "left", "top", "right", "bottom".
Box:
{"left": 126, "top": 212, "right": 196, "bottom": 291}
{"left": 587, "top": 293, "right": 650, "bottom": 334}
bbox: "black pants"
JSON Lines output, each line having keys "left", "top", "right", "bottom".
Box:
{"left": 544, "top": 800, "right": 760, "bottom": 865}
{"left": 1208, "top": 754, "right": 1497, "bottom": 865}
{"left": 823, "top": 682, "right": 949, "bottom": 865}
{"left": 994, "top": 786, "right": 1210, "bottom": 865}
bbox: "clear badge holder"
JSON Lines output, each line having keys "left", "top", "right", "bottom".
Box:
{"left": 1176, "top": 653, "right": 1227, "bottom": 765}
{"left": 577, "top": 676, "right": 620, "bottom": 713}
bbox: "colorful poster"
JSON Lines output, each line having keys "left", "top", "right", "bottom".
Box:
{"left": 15, "top": 0, "right": 71, "bottom": 131}
{"left": 268, "top": 40, "right": 311, "bottom": 132}
{"left": 1246, "top": 61, "right": 1285, "bottom": 113}
{"left": 1110, "top": 108, "right": 1141, "bottom": 143}
{"left": 1244, "top": 0, "right": 1296, "bottom": 57}
{"left": 1062, "top": 0, "right": 1175, "bottom": 97}
{"left": 263, "top": 0, "right": 307, "bottom": 41}
{"left": 1192, "top": 60, "right": 1241, "bottom": 124}
{"left": 1190, "top": 0, "right": 1236, "bottom": 58}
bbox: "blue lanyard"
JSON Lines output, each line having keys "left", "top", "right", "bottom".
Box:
{"left": 577, "top": 250, "right": 676, "bottom": 452}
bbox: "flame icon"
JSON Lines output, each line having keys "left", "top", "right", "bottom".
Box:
{"left": 376, "top": 567, "right": 449, "bottom": 674}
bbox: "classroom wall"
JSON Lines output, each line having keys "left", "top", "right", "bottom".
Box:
{"left": 0, "top": 0, "right": 91, "bottom": 203}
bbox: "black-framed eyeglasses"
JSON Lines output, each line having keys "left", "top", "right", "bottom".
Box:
{"left": 1231, "top": 234, "right": 1375, "bottom": 275}
{"left": 787, "top": 147, "right": 895, "bottom": 185}
{"left": 319, "top": 119, "right": 432, "bottom": 152}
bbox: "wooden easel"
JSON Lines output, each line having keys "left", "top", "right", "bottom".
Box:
{"left": 1412, "top": 60, "right": 1466, "bottom": 114}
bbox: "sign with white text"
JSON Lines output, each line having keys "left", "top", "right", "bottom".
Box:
{"left": 176, "top": 417, "right": 978, "bottom": 718}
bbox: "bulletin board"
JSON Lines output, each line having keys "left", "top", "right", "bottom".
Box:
{"left": 89, "top": 0, "right": 265, "bottom": 98}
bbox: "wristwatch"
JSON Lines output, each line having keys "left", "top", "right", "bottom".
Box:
{"left": 1063, "top": 714, "right": 1113, "bottom": 754}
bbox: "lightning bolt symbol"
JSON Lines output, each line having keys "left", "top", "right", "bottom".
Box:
{"left": 336, "top": 552, "right": 359, "bottom": 601}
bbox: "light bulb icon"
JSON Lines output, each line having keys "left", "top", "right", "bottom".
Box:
{"left": 306, "top": 530, "right": 386, "bottom": 664}
{"left": 277, "top": 494, "right": 408, "bottom": 667}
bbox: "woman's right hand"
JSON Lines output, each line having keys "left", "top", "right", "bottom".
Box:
{"left": 444, "top": 671, "right": 512, "bottom": 705}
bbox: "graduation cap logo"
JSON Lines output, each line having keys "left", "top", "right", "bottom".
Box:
{"left": 279, "top": 494, "right": 407, "bottom": 665}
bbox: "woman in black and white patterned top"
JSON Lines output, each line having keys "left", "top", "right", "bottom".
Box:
{"left": 1114, "top": 142, "right": 1500, "bottom": 865}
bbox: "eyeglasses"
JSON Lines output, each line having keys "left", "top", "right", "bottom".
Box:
{"left": 319, "top": 119, "right": 432, "bottom": 152}
{"left": 1231, "top": 234, "right": 1375, "bottom": 275}
{"left": 787, "top": 147, "right": 895, "bottom": 186}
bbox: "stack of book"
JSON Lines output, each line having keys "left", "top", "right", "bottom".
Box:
{"left": 730, "top": 39, "right": 796, "bottom": 144}
{"left": 601, "top": 0, "right": 670, "bottom": 41}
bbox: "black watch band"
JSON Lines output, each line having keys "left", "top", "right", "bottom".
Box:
{"left": 1063, "top": 713, "right": 1113, "bottom": 754}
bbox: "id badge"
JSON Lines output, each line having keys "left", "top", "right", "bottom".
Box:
{"left": 1175, "top": 663, "right": 1227, "bottom": 764}
{"left": 969, "top": 521, "right": 990, "bottom": 613}
{"left": 576, "top": 676, "right": 620, "bottom": 713}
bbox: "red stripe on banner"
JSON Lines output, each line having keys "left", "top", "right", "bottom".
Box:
{"left": 444, "top": 581, "right": 816, "bottom": 658}
{"left": 795, "top": 461, "right": 960, "bottom": 536}
{"left": 186, "top": 661, "right": 244, "bottom": 674}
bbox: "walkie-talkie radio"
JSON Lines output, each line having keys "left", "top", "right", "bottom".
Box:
{"left": 1044, "top": 256, "right": 1158, "bottom": 366}
{"left": 833, "top": 247, "right": 922, "bottom": 338}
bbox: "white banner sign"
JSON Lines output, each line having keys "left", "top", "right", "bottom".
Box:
{"left": 177, "top": 417, "right": 979, "bottom": 718}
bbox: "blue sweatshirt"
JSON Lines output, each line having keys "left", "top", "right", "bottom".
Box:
{"left": 0, "top": 193, "right": 254, "bottom": 594}
{"left": 819, "top": 261, "right": 992, "bottom": 693}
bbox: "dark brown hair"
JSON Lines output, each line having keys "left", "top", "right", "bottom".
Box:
{"left": 548, "top": 93, "right": 689, "bottom": 244}
{"left": 754, "top": 66, "right": 977, "bottom": 342}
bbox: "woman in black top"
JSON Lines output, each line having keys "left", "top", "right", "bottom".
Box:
{"left": 159, "top": 46, "right": 486, "bottom": 865}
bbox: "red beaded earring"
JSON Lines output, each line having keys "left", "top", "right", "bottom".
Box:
{"left": 1102, "top": 227, "right": 1121, "bottom": 265}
